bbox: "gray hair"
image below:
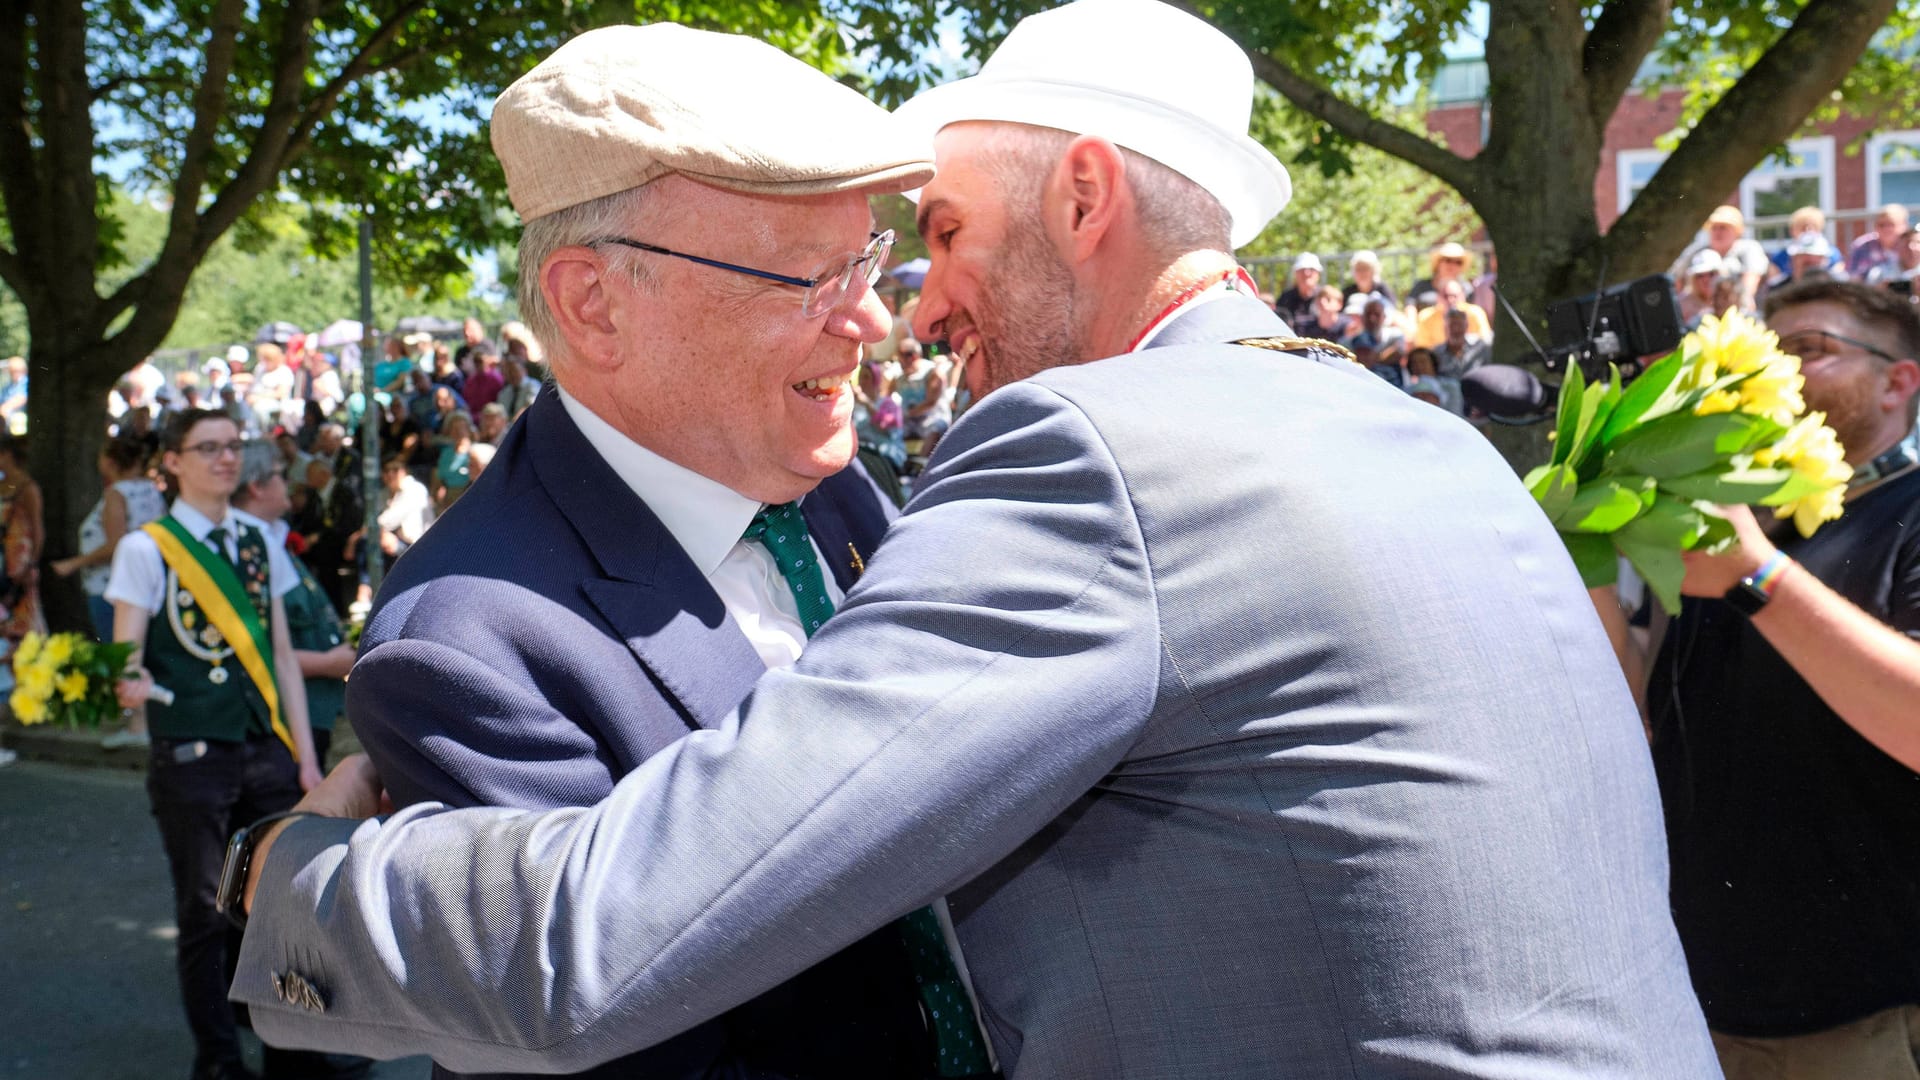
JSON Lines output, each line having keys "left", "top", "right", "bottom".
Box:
{"left": 237, "top": 439, "right": 281, "bottom": 495}
{"left": 974, "top": 125, "right": 1232, "bottom": 257}
{"left": 517, "top": 185, "right": 657, "bottom": 372}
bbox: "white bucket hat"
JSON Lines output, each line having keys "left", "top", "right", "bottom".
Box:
{"left": 894, "top": 0, "right": 1291, "bottom": 249}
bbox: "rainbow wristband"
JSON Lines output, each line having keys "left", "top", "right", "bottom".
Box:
{"left": 1747, "top": 551, "right": 1792, "bottom": 597}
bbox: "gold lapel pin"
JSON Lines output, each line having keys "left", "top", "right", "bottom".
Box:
{"left": 847, "top": 543, "right": 865, "bottom": 578}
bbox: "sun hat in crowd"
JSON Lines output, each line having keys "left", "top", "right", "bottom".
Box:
{"left": 224, "top": 345, "right": 249, "bottom": 367}
{"left": 1428, "top": 242, "right": 1475, "bottom": 271}
{"left": 1349, "top": 250, "right": 1381, "bottom": 270}
{"left": 1686, "top": 249, "right": 1725, "bottom": 277}
{"left": 490, "top": 23, "right": 935, "bottom": 221}
{"left": 1706, "top": 205, "right": 1745, "bottom": 231}
{"left": 892, "top": 0, "right": 1292, "bottom": 249}
{"left": 1291, "top": 252, "right": 1323, "bottom": 274}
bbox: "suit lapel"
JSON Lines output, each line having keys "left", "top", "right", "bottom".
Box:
{"left": 800, "top": 490, "right": 859, "bottom": 594}
{"left": 525, "top": 393, "right": 764, "bottom": 732}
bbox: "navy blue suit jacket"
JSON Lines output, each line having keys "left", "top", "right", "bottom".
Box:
{"left": 347, "top": 391, "right": 924, "bottom": 1079}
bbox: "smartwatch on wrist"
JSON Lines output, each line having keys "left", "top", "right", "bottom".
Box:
{"left": 216, "top": 810, "right": 314, "bottom": 930}
{"left": 1723, "top": 551, "right": 1791, "bottom": 618}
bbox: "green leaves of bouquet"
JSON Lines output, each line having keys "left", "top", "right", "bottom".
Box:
{"left": 1525, "top": 310, "right": 1850, "bottom": 614}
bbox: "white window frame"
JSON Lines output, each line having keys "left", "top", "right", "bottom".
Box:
{"left": 1866, "top": 129, "right": 1920, "bottom": 210}
{"left": 1739, "top": 136, "right": 1835, "bottom": 220}
{"left": 1616, "top": 148, "right": 1667, "bottom": 214}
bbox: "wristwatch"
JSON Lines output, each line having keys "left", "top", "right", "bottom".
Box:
{"left": 216, "top": 810, "right": 314, "bottom": 930}
{"left": 1723, "top": 551, "right": 1791, "bottom": 618}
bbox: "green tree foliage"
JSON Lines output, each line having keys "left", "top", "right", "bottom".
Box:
{"left": 4, "top": 0, "right": 853, "bottom": 611}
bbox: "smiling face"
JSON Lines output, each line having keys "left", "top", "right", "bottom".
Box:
{"left": 588, "top": 179, "right": 890, "bottom": 502}
{"left": 912, "top": 124, "right": 1081, "bottom": 401}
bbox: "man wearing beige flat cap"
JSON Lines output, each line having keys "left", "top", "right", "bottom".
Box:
{"left": 238, "top": 1, "right": 1715, "bottom": 1075}
{"left": 232, "top": 21, "right": 981, "bottom": 1080}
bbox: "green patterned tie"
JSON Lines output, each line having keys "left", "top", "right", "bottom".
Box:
{"left": 743, "top": 503, "right": 994, "bottom": 1077}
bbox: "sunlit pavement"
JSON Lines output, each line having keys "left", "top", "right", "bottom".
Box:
{"left": 0, "top": 760, "right": 428, "bottom": 1079}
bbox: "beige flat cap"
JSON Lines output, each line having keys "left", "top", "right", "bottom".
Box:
{"left": 491, "top": 24, "right": 934, "bottom": 221}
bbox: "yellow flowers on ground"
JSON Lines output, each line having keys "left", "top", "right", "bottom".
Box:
{"left": 1754, "top": 412, "right": 1852, "bottom": 537}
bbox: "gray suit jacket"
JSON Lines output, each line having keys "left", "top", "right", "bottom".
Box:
{"left": 236, "top": 296, "right": 1718, "bottom": 1077}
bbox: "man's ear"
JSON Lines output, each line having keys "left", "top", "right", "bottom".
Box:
{"left": 542, "top": 247, "right": 622, "bottom": 371}
{"left": 1884, "top": 357, "right": 1920, "bottom": 416}
{"left": 1049, "top": 135, "right": 1128, "bottom": 264}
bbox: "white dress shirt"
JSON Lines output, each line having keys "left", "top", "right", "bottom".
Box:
{"left": 558, "top": 389, "right": 876, "bottom": 671}
{"left": 106, "top": 501, "right": 298, "bottom": 615}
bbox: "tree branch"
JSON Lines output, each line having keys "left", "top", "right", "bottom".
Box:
{"left": 1582, "top": 0, "right": 1671, "bottom": 128}
{"left": 1606, "top": 0, "right": 1897, "bottom": 274}
{"left": 32, "top": 0, "right": 99, "bottom": 302}
{"left": 1243, "top": 47, "right": 1482, "bottom": 197}
{"left": 1155, "top": 0, "right": 1482, "bottom": 196}
{"left": 192, "top": 0, "right": 427, "bottom": 259}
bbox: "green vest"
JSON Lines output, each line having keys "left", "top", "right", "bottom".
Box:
{"left": 282, "top": 553, "right": 346, "bottom": 732}
{"left": 144, "top": 518, "right": 274, "bottom": 742}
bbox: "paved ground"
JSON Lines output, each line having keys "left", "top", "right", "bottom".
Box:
{"left": 0, "top": 759, "right": 429, "bottom": 1079}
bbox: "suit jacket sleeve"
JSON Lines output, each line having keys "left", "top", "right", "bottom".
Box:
{"left": 233, "top": 382, "right": 1166, "bottom": 1073}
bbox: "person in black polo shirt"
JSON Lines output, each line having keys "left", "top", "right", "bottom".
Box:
{"left": 107, "top": 408, "right": 327, "bottom": 1080}
{"left": 1644, "top": 281, "right": 1920, "bottom": 1077}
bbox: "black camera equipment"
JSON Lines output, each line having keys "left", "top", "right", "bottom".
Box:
{"left": 1540, "top": 274, "right": 1684, "bottom": 381}
{"left": 1492, "top": 268, "right": 1684, "bottom": 386}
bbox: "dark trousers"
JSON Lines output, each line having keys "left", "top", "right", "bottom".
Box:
{"left": 148, "top": 734, "right": 368, "bottom": 1079}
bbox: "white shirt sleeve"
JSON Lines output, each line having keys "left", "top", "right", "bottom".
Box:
{"left": 264, "top": 529, "right": 299, "bottom": 600}
{"left": 103, "top": 530, "right": 166, "bottom": 617}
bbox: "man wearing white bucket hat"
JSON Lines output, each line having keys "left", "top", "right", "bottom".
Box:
{"left": 236, "top": 1, "right": 1716, "bottom": 1075}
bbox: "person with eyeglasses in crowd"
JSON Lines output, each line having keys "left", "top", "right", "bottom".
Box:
{"left": 104, "top": 407, "right": 328, "bottom": 1080}
{"left": 1594, "top": 279, "right": 1920, "bottom": 1078}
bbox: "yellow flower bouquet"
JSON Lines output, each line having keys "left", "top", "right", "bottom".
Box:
{"left": 1526, "top": 309, "right": 1850, "bottom": 613}
{"left": 8, "top": 632, "right": 136, "bottom": 728}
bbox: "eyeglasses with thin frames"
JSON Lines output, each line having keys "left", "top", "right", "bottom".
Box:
{"left": 593, "top": 230, "right": 895, "bottom": 318}
{"left": 181, "top": 440, "right": 247, "bottom": 458}
{"left": 1777, "top": 328, "right": 1900, "bottom": 365}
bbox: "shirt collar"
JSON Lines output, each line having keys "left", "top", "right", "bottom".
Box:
{"left": 170, "top": 500, "right": 239, "bottom": 542}
{"left": 1130, "top": 271, "right": 1261, "bottom": 353}
{"left": 556, "top": 386, "right": 761, "bottom": 578}
{"left": 233, "top": 508, "right": 290, "bottom": 547}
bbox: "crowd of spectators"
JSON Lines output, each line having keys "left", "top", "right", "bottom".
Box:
{"left": 1267, "top": 241, "right": 1499, "bottom": 419}
{"left": 18, "top": 317, "right": 548, "bottom": 689}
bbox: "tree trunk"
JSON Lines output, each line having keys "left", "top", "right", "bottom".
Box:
{"left": 29, "top": 339, "right": 121, "bottom": 633}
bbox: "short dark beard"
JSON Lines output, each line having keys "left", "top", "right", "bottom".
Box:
{"left": 974, "top": 201, "right": 1081, "bottom": 392}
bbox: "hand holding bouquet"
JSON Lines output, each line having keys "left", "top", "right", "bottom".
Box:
{"left": 9, "top": 632, "right": 137, "bottom": 728}
{"left": 1526, "top": 310, "right": 1850, "bottom": 613}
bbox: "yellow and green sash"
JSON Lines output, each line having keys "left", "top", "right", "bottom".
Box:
{"left": 142, "top": 518, "right": 295, "bottom": 757}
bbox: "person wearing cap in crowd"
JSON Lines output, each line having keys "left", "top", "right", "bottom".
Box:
{"left": 1405, "top": 240, "right": 1474, "bottom": 311}
{"left": 1767, "top": 207, "right": 1844, "bottom": 286}
{"left": 1271, "top": 250, "right": 1322, "bottom": 329}
{"left": 236, "top": 21, "right": 947, "bottom": 1080}
{"left": 1680, "top": 247, "right": 1728, "bottom": 327}
{"left": 235, "top": 2, "right": 1714, "bottom": 1075}
{"left": 1341, "top": 248, "right": 1397, "bottom": 309}
{"left": 1783, "top": 231, "right": 1842, "bottom": 287}
{"left": 1672, "top": 204, "right": 1770, "bottom": 311}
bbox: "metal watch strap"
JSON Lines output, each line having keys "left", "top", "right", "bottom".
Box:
{"left": 216, "top": 810, "right": 316, "bottom": 930}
